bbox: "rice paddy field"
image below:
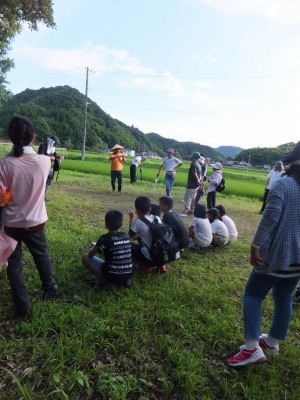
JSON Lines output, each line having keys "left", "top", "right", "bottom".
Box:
{"left": 1, "top": 147, "right": 300, "bottom": 400}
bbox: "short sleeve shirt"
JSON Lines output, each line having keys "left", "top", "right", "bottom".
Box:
{"left": 162, "top": 157, "right": 182, "bottom": 172}
{"left": 96, "top": 231, "right": 133, "bottom": 281}
{"left": 110, "top": 154, "right": 125, "bottom": 171}
{"left": 190, "top": 217, "right": 212, "bottom": 246}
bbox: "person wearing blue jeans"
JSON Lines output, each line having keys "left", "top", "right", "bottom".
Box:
{"left": 157, "top": 148, "right": 183, "bottom": 197}
{"left": 244, "top": 271, "right": 299, "bottom": 343}
{"left": 226, "top": 141, "right": 300, "bottom": 367}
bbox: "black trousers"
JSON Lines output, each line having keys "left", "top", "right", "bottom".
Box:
{"left": 207, "top": 191, "right": 216, "bottom": 209}
{"left": 130, "top": 164, "right": 137, "bottom": 183}
{"left": 111, "top": 171, "right": 122, "bottom": 192}
{"left": 260, "top": 189, "right": 270, "bottom": 212}
{"left": 4, "top": 227, "right": 57, "bottom": 314}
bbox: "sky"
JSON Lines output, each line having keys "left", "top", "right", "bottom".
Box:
{"left": 6, "top": 0, "right": 300, "bottom": 149}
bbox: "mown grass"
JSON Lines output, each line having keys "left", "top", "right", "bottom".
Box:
{"left": 0, "top": 169, "right": 299, "bottom": 400}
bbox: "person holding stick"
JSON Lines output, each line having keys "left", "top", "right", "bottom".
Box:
{"left": 130, "top": 155, "right": 147, "bottom": 183}
{"left": 109, "top": 144, "right": 125, "bottom": 193}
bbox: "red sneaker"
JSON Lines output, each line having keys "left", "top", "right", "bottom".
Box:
{"left": 226, "top": 346, "right": 266, "bottom": 367}
{"left": 259, "top": 334, "right": 279, "bottom": 355}
{"left": 159, "top": 265, "right": 167, "bottom": 273}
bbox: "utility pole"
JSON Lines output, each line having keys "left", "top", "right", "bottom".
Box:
{"left": 81, "top": 67, "right": 95, "bottom": 161}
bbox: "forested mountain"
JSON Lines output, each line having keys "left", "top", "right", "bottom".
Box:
{"left": 235, "top": 143, "right": 295, "bottom": 165}
{"left": 216, "top": 145, "right": 244, "bottom": 158}
{"left": 0, "top": 85, "right": 224, "bottom": 160}
{"left": 147, "top": 133, "right": 225, "bottom": 161}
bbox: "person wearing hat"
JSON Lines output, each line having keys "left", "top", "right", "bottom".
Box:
{"left": 206, "top": 161, "right": 222, "bottom": 209}
{"left": 157, "top": 148, "right": 183, "bottom": 197}
{"left": 130, "top": 155, "right": 147, "bottom": 183}
{"left": 226, "top": 141, "right": 300, "bottom": 367}
{"left": 259, "top": 161, "right": 284, "bottom": 214}
{"left": 179, "top": 152, "right": 202, "bottom": 217}
{"left": 38, "top": 134, "right": 63, "bottom": 200}
{"left": 109, "top": 144, "right": 125, "bottom": 193}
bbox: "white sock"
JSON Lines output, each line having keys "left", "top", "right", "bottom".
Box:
{"left": 265, "top": 334, "right": 279, "bottom": 347}
{"left": 244, "top": 339, "right": 259, "bottom": 350}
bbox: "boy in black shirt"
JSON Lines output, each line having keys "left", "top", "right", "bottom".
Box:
{"left": 159, "top": 196, "right": 190, "bottom": 250}
{"left": 82, "top": 210, "right": 133, "bottom": 289}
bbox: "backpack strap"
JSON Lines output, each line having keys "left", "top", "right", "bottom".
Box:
{"left": 140, "top": 216, "right": 159, "bottom": 249}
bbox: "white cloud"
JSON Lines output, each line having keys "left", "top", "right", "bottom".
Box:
{"left": 11, "top": 41, "right": 154, "bottom": 76}
{"left": 189, "top": 0, "right": 300, "bottom": 24}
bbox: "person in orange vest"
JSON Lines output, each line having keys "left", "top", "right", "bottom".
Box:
{"left": 109, "top": 144, "right": 125, "bottom": 193}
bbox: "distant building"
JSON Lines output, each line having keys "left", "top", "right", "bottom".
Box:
{"left": 124, "top": 149, "right": 135, "bottom": 157}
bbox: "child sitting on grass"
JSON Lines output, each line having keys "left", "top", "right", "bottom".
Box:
{"left": 215, "top": 205, "right": 238, "bottom": 243}
{"left": 128, "top": 196, "right": 166, "bottom": 273}
{"left": 159, "top": 196, "right": 190, "bottom": 250}
{"left": 207, "top": 208, "right": 229, "bottom": 246}
{"left": 188, "top": 204, "right": 212, "bottom": 249}
{"left": 82, "top": 210, "right": 133, "bottom": 290}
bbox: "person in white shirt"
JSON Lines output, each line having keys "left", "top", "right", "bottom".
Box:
{"left": 188, "top": 204, "right": 213, "bottom": 248}
{"left": 130, "top": 155, "right": 146, "bottom": 183}
{"left": 259, "top": 161, "right": 284, "bottom": 214}
{"left": 207, "top": 162, "right": 223, "bottom": 209}
{"left": 207, "top": 208, "right": 229, "bottom": 246}
{"left": 216, "top": 205, "right": 238, "bottom": 243}
{"left": 157, "top": 148, "right": 183, "bottom": 197}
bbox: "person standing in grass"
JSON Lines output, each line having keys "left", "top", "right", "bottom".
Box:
{"left": 215, "top": 205, "right": 238, "bottom": 243}
{"left": 130, "top": 155, "right": 146, "bottom": 183}
{"left": 0, "top": 116, "right": 58, "bottom": 317}
{"left": 159, "top": 196, "right": 190, "bottom": 250}
{"left": 82, "top": 210, "right": 133, "bottom": 290}
{"left": 157, "top": 148, "right": 183, "bottom": 197}
{"left": 206, "top": 162, "right": 222, "bottom": 209}
{"left": 188, "top": 204, "right": 212, "bottom": 249}
{"left": 179, "top": 152, "right": 202, "bottom": 217}
{"left": 109, "top": 144, "right": 125, "bottom": 193}
{"left": 259, "top": 161, "right": 284, "bottom": 214}
{"left": 226, "top": 141, "right": 300, "bottom": 367}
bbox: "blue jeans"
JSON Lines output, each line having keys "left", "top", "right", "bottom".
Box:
{"left": 165, "top": 174, "right": 175, "bottom": 196}
{"left": 243, "top": 270, "right": 299, "bottom": 341}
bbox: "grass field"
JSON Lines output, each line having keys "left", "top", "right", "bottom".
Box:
{"left": 0, "top": 167, "right": 300, "bottom": 400}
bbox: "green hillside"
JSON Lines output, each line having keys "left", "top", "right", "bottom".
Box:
{"left": 0, "top": 85, "right": 224, "bottom": 160}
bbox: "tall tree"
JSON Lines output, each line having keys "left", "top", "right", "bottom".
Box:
{"left": 0, "top": 1, "right": 55, "bottom": 92}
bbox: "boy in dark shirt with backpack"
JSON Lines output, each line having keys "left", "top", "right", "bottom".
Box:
{"left": 82, "top": 210, "right": 133, "bottom": 290}
{"left": 159, "top": 196, "right": 190, "bottom": 250}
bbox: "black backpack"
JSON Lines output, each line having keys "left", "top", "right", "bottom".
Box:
{"left": 216, "top": 177, "right": 226, "bottom": 193}
{"left": 141, "top": 217, "right": 180, "bottom": 266}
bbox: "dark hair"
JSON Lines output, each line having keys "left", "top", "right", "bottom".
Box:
{"left": 8, "top": 116, "right": 35, "bottom": 157}
{"left": 215, "top": 205, "right": 226, "bottom": 217}
{"left": 159, "top": 196, "right": 173, "bottom": 210}
{"left": 207, "top": 207, "right": 222, "bottom": 222}
{"left": 150, "top": 204, "right": 161, "bottom": 217}
{"left": 135, "top": 196, "right": 151, "bottom": 214}
{"left": 194, "top": 204, "right": 207, "bottom": 218}
{"left": 105, "top": 210, "right": 123, "bottom": 231}
{"left": 283, "top": 164, "right": 300, "bottom": 184}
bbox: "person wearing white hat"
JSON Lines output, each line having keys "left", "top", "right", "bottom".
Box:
{"left": 157, "top": 148, "right": 183, "bottom": 197}
{"left": 206, "top": 161, "right": 222, "bottom": 209}
{"left": 109, "top": 144, "right": 125, "bottom": 192}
